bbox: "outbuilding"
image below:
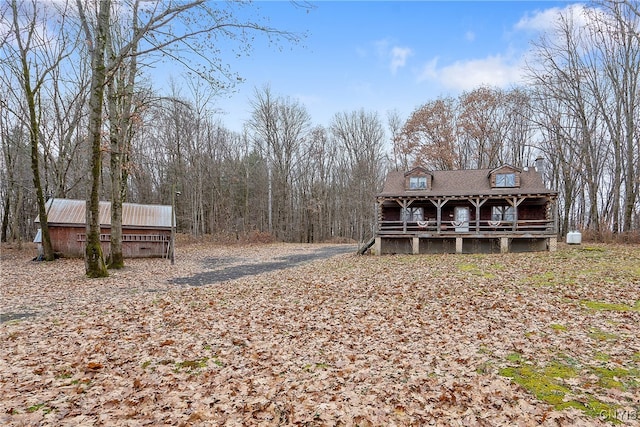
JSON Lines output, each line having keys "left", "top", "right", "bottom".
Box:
{"left": 34, "top": 199, "right": 173, "bottom": 258}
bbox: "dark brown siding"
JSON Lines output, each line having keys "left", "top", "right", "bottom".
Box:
{"left": 49, "top": 225, "right": 171, "bottom": 258}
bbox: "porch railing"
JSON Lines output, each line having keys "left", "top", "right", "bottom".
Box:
{"left": 378, "top": 219, "right": 556, "bottom": 235}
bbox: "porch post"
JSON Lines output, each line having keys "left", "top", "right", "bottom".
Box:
{"left": 508, "top": 197, "right": 526, "bottom": 232}
{"left": 412, "top": 237, "right": 420, "bottom": 255}
{"left": 500, "top": 237, "right": 509, "bottom": 253}
{"left": 376, "top": 199, "right": 383, "bottom": 233}
{"left": 399, "top": 199, "right": 408, "bottom": 233}
{"left": 551, "top": 197, "right": 558, "bottom": 234}
{"left": 430, "top": 199, "right": 448, "bottom": 233}
{"left": 470, "top": 197, "right": 487, "bottom": 233}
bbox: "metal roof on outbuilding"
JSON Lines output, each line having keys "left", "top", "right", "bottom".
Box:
{"left": 35, "top": 199, "right": 172, "bottom": 229}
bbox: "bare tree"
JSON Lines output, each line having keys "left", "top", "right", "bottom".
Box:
{"left": 2, "top": 0, "right": 76, "bottom": 260}
{"left": 586, "top": 1, "right": 640, "bottom": 232}
{"left": 526, "top": 2, "right": 639, "bottom": 234}
{"left": 330, "top": 109, "right": 386, "bottom": 242}
{"left": 249, "top": 85, "right": 311, "bottom": 241}
{"left": 457, "top": 87, "right": 513, "bottom": 169}
{"left": 386, "top": 109, "right": 406, "bottom": 171}
{"left": 74, "top": 0, "right": 303, "bottom": 276}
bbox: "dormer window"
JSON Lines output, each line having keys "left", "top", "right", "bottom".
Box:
{"left": 495, "top": 173, "right": 516, "bottom": 187}
{"left": 489, "top": 165, "right": 521, "bottom": 189}
{"left": 409, "top": 176, "right": 427, "bottom": 190}
{"left": 404, "top": 167, "right": 432, "bottom": 190}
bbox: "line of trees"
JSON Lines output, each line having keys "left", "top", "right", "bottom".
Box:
{"left": 395, "top": 1, "right": 639, "bottom": 236}
{"left": 1, "top": 0, "right": 639, "bottom": 276}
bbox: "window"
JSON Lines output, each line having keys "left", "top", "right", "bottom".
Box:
{"left": 495, "top": 173, "right": 516, "bottom": 187}
{"left": 492, "top": 206, "right": 515, "bottom": 222}
{"left": 409, "top": 176, "right": 427, "bottom": 190}
{"left": 401, "top": 207, "right": 424, "bottom": 222}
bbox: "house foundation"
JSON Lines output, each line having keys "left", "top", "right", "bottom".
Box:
{"left": 375, "top": 235, "right": 555, "bottom": 255}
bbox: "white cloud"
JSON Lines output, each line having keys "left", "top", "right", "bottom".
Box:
{"left": 465, "top": 31, "right": 476, "bottom": 42}
{"left": 515, "top": 3, "right": 590, "bottom": 32}
{"left": 418, "top": 57, "right": 439, "bottom": 81}
{"left": 415, "top": 4, "right": 601, "bottom": 93}
{"left": 373, "top": 38, "right": 413, "bottom": 74}
{"left": 442, "top": 56, "right": 524, "bottom": 90}
{"left": 418, "top": 55, "right": 524, "bottom": 91}
{"left": 390, "top": 46, "right": 413, "bottom": 74}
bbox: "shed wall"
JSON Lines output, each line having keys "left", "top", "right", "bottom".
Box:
{"left": 49, "top": 226, "right": 171, "bottom": 258}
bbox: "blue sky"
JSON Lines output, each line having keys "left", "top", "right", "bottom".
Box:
{"left": 164, "top": 1, "right": 578, "bottom": 133}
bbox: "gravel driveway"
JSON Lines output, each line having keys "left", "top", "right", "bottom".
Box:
{"left": 170, "top": 244, "right": 357, "bottom": 286}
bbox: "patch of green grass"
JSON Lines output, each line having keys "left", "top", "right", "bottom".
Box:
{"left": 506, "top": 352, "right": 524, "bottom": 363}
{"left": 522, "top": 271, "right": 560, "bottom": 286}
{"left": 581, "top": 300, "right": 639, "bottom": 312}
{"left": 498, "top": 356, "right": 628, "bottom": 423}
{"left": 588, "top": 328, "right": 619, "bottom": 341}
{"left": 303, "top": 362, "right": 330, "bottom": 372}
{"left": 175, "top": 358, "right": 208, "bottom": 372}
{"left": 477, "top": 344, "right": 493, "bottom": 355}
{"left": 26, "top": 403, "right": 51, "bottom": 414}
{"left": 141, "top": 360, "right": 151, "bottom": 369}
{"left": 457, "top": 262, "right": 479, "bottom": 273}
{"left": 580, "top": 246, "right": 606, "bottom": 253}
{"left": 456, "top": 262, "right": 495, "bottom": 279}
{"left": 556, "top": 398, "right": 620, "bottom": 423}
{"left": 476, "top": 362, "right": 493, "bottom": 374}
{"left": 490, "top": 262, "right": 506, "bottom": 270}
{"left": 550, "top": 323, "right": 568, "bottom": 332}
{"left": 499, "top": 364, "right": 572, "bottom": 406}
{"left": 173, "top": 356, "right": 224, "bottom": 372}
{"left": 589, "top": 366, "right": 640, "bottom": 390}
{"left": 543, "top": 360, "right": 579, "bottom": 379}
{"left": 56, "top": 371, "right": 73, "bottom": 379}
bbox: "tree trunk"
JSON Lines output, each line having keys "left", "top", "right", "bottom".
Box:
{"left": 107, "top": 71, "right": 124, "bottom": 269}
{"left": 106, "top": 3, "right": 139, "bottom": 269}
{"left": 80, "top": 0, "right": 110, "bottom": 278}
{"left": 11, "top": 0, "right": 55, "bottom": 260}
{"left": 1, "top": 194, "right": 9, "bottom": 243}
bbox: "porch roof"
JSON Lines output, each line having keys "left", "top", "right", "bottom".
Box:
{"left": 377, "top": 168, "right": 556, "bottom": 199}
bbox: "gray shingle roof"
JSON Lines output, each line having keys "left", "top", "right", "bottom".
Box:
{"left": 378, "top": 167, "right": 555, "bottom": 198}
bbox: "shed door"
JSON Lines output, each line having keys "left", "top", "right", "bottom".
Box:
{"left": 454, "top": 207, "right": 469, "bottom": 232}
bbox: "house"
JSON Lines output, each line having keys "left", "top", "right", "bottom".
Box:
{"left": 374, "top": 161, "right": 558, "bottom": 254}
{"left": 34, "top": 199, "right": 173, "bottom": 258}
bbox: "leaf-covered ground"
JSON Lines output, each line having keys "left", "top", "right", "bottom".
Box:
{"left": 1, "top": 242, "right": 639, "bottom": 426}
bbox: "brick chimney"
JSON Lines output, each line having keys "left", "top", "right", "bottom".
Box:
{"left": 535, "top": 156, "right": 544, "bottom": 174}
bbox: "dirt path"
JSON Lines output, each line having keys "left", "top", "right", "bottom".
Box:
{"left": 171, "top": 244, "right": 356, "bottom": 286}
{"left": 0, "top": 243, "right": 357, "bottom": 323}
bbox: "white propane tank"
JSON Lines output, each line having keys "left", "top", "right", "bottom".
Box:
{"left": 566, "top": 231, "right": 582, "bottom": 245}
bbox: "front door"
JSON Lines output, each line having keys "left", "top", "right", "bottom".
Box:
{"left": 454, "top": 207, "right": 469, "bottom": 232}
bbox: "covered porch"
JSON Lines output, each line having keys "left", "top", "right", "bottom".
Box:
{"left": 375, "top": 193, "right": 558, "bottom": 254}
